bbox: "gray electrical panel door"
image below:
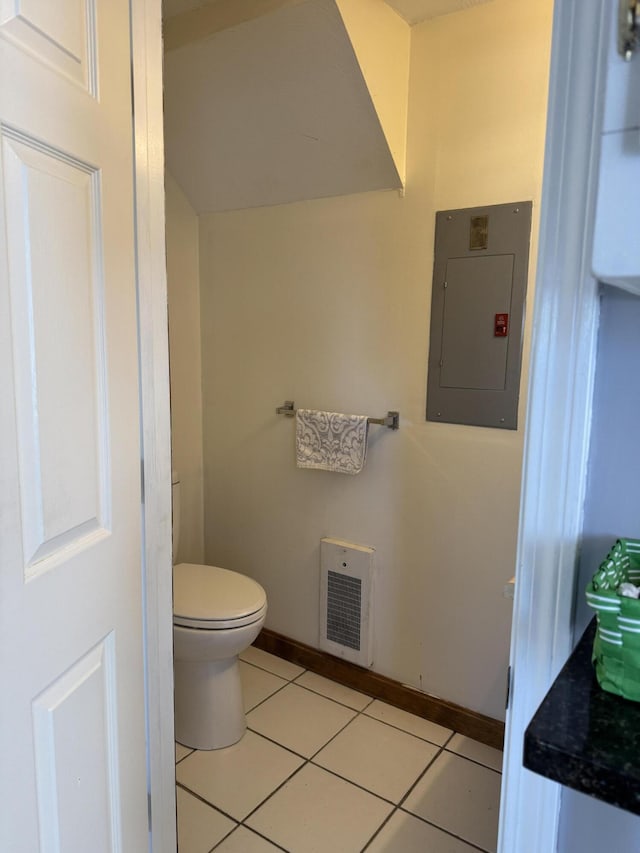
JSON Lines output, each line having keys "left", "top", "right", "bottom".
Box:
{"left": 426, "top": 201, "right": 532, "bottom": 429}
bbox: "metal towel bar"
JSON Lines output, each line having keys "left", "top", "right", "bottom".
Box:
{"left": 275, "top": 400, "right": 399, "bottom": 430}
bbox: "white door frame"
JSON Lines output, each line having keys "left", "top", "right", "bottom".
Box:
{"left": 131, "top": 1, "right": 176, "bottom": 850}
{"left": 498, "top": 2, "right": 609, "bottom": 851}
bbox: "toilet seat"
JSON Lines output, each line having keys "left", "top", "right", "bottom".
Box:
{"left": 173, "top": 563, "right": 267, "bottom": 631}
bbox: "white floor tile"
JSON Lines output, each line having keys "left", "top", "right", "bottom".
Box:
{"left": 176, "top": 787, "right": 235, "bottom": 853}
{"left": 247, "top": 683, "right": 356, "bottom": 757}
{"left": 294, "top": 670, "right": 372, "bottom": 711}
{"left": 246, "top": 763, "right": 393, "bottom": 853}
{"left": 314, "top": 714, "right": 439, "bottom": 803}
{"left": 176, "top": 743, "right": 192, "bottom": 763}
{"left": 240, "top": 660, "right": 287, "bottom": 711}
{"left": 176, "top": 731, "right": 303, "bottom": 821}
{"left": 367, "top": 810, "right": 478, "bottom": 853}
{"left": 240, "top": 646, "right": 304, "bottom": 680}
{"left": 213, "top": 825, "right": 283, "bottom": 852}
{"left": 446, "top": 733, "right": 503, "bottom": 772}
{"left": 403, "top": 752, "right": 501, "bottom": 853}
{"left": 364, "top": 700, "right": 453, "bottom": 746}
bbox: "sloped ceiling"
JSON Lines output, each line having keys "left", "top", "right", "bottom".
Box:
{"left": 163, "top": 0, "right": 493, "bottom": 25}
{"left": 163, "top": 0, "right": 403, "bottom": 213}
{"left": 384, "top": 0, "right": 492, "bottom": 25}
{"left": 163, "top": 0, "right": 208, "bottom": 16}
{"left": 162, "top": 0, "right": 492, "bottom": 213}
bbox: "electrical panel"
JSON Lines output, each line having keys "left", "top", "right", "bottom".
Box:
{"left": 426, "top": 201, "right": 532, "bottom": 430}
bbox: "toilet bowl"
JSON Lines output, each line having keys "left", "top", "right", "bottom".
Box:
{"left": 172, "top": 475, "right": 267, "bottom": 749}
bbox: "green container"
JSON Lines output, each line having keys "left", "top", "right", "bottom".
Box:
{"left": 586, "top": 539, "right": 640, "bottom": 701}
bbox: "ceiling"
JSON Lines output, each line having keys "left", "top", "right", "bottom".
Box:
{"left": 384, "top": 0, "right": 492, "bottom": 25}
{"left": 162, "top": 0, "right": 494, "bottom": 213}
{"left": 163, "top": 0, "right": 208, "bottom": 16}
{"left": 162, "top": 0, "right": 493, "bottom": 25}
{"left": 163, "top": 0, "right": 401, "bottom": 213}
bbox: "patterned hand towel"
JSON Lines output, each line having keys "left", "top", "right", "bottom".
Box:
{"left": 295, "top": 409, "right": 369, "bottom": 475}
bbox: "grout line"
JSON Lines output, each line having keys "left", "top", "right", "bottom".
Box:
{"left": 395, "top": 807, "right": 493, "bottom": 853}
{"left": 245, "top": 682, "right": 364, "bottom": 761}
{"left": 443, "top": 729, "right": 456, "bottom": 747}
{"left": 244, "top": 678, "right": 293, "bottom": 715}
{"left": 237, "top": 760, "right": 308, "bottom": 824}
{"left": 360, "top": 806, "right": 398, "bottom": 851}
{"left": 207, "top": 823, "right": 236, "bottom": 853}
{"left": 175, "top": 781, "right": 240, "bottom": 824}
{"left": 210, "top": 822, "right": 290, "bottom": 852}
{"left": 177, "top": 765, "right": 309, "bottom": 853}
{"left": 304, "top": 707, "right": 362, "bottom": 761}
{"left": 177, "top": 734, "right": 498, "bottom": 853}
{"left": 239, "top": 699, "right": 400, "bottom": 840}
{"left": 292, "top": 677, "right": 376, "bottom": 713}
{"left": 306, "top": 759, "right": 397, "bottom": 807}
{"left": 395, "top": 742, "right": 448, "bottom": 810}
{"left": 245, "top": 651, "right": 454, "bottom": 747}
{"left": 297, "top": 702, "right": 451, "bottom": 808}
{"left": 240, "top": 658, "right": 297, "bottom": 686}
{"left": 174, "top": 747, "right": 194, "bottom": 766}
{"left": 442, "top": 744, "right": 503, "bottom": 774}
{"left": 360, "top": 709, "right": 454, "bottom": 749}
{"left": 246, "top": 650, "right": 490, "bottom": 760}
{"left": 244, "top": 725, "right": 315, "bottom": 761}
{"left": 246, "top": 673, "right": 459, "bottom": 803}
{"left": 248, "top": 687, "right": 446, "bottom": 766}
{"left": 240, "top": 651, "right": 306, "bottom": 681}
{"left": 180, "top": 652, "right": 501, "bottom": 853}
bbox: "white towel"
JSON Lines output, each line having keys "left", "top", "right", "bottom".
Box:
{"left": 295, "top": 409, "right": 369, "bottom": 475}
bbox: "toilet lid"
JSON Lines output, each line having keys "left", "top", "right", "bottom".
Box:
{"left": 173, "top": 563, "right": 266, "bottom": 625}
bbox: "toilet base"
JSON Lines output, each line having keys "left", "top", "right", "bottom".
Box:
{"left": 174, "top": 655, "right": 246, "bottom": 750}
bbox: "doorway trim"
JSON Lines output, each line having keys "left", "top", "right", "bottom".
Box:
{"left": 498, "top": 2, "right": 608, "bottom": 851}
{"left": 131, "top": 1, "right": 176, "bottom": 850}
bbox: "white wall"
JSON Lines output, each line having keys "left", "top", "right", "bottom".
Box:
{"left": 199, "top": 0, "right": 552, "bottom": 721}
{"left": 165, "top": 172, "right": 204, "bottom": 563}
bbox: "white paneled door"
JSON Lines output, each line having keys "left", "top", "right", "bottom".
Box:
{"left": 0, "top": 2, "right": 149, "bottom": 851}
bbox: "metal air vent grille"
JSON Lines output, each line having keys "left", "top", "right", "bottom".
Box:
{"left": 319, "top": 538, "right": 373, "bottom": 667}
{"left": 326, "top": 570, "right": 361, "bottom": 651}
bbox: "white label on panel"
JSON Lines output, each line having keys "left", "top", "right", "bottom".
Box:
{"left": 0, "top": 0, "right": 97, "bottom": 94}
{"left": 32, "top": 635, "right": 121, "bottom": 853}
{"left": 1, "top": 126, "right": 110, "bottom": 578}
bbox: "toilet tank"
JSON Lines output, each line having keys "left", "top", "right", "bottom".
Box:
{"left": 171, "top": 470, "right": 180, "bottom": 564}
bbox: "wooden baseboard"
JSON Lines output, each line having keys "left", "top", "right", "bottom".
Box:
{"left": 253, "top": 628, "right": 504, "bottom": 751}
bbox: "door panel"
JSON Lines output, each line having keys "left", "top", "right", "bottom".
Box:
{"left": 0, "top": 2, "right": 148, "bottom": 850}
{"left": 2, "top": 130, "right": 108, "bottom": 577}
{"left": 0, "top": 0, "right": 97, "bottom": 92}
{"left": 32, "top": 636, "right": 120, "bottom": 853}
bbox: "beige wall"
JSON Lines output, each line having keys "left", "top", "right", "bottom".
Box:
{"left": 165, "top": 172, "right": 204, "bottom": 563}
{"left": 199, "top": 0, "right": 552, "bottom": 720}
{"left": 336, "top": 0, "right": 410, "bottom": 184}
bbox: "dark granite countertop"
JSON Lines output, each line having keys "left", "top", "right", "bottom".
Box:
{"left": 524, "top": 619, "right": 640, "bottom": 814}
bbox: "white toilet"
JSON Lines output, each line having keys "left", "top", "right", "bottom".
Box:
{"left": 172, "top": 473, "right": 267, "bottom": 750}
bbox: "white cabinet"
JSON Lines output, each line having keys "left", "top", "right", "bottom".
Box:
{"left": 592, "top": 15, "right": 640, "bottom": 292}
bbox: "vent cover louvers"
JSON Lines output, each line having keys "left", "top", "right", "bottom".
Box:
{"left": 326, "top": 571, "right": 362, "bottom": 650}
{"left": 320, "top": 538, "right": 374, "bottom": 667}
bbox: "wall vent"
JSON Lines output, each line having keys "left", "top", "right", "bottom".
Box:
{"left": 319, "top": 538, "right": 374, "bottom": 667}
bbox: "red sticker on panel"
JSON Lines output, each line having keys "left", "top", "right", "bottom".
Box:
{"left": 494, "top": 313, "right": 509, "bottom": 337}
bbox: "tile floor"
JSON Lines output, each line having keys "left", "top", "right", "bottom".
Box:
{"left": 175, "top": 646, "right": 503, "bottom": 853}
